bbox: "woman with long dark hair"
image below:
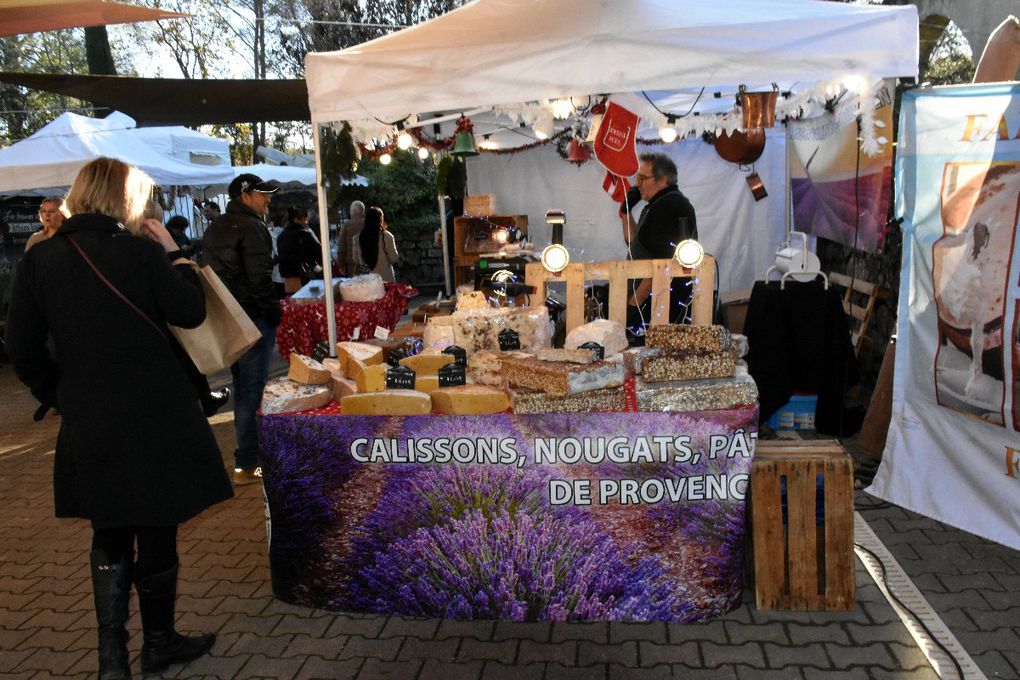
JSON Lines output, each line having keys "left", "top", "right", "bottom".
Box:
{"left": 353, "top": 205, "right": 399, "bottom": 282}
{"left": 277, "top": 205, "right": 322, "bottom": 293}
{"left": 5, "top": 157, "right": 233, "bottom": 679}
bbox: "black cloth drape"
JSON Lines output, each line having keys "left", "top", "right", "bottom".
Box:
{"left": 744, "top": 279, "right": 860, "bottom": 436}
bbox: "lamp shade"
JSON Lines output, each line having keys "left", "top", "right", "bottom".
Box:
{"left": 541, "top": 244, "right": 570, "bottom": 273}
{"left": 674, "top": 239, "right": 704, "bottom": 269}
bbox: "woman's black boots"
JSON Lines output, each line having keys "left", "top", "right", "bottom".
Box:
{"left": 89, "top": 549, "right": 132, "bottom": 680}
{"left": 135, "top": 560, "right": 215, "bottom": 673}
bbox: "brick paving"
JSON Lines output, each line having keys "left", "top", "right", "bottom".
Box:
{"left": 2, "top": 359, "right": 1019, "bottom": 679}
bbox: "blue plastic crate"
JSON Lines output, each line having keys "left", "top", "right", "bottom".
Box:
{"left": 764, "top": 393, "right": 817, "bottom": 430}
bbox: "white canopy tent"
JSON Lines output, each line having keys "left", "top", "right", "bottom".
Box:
{"left": 303, "top": 0, "right": 919, "bottom": 347}
{"left": 0, "top": 111, "right": 235, "bottom": 194}
{"left": 233, "top": 163, "right": 367, "bottom": 189}
{"left": 129, "top": 118, "right": 232, "bottom": 167}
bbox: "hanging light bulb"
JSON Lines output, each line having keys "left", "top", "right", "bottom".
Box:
{"left": 659, "top": 115, "right": 678, "bottom": 143}
{"left": 551, "top": 99, "right": 573, "bottom": 120}
{"left": 533, "top": 114, "right": 555, "bottom": 140}
{"left": 417, "top": 147, "right": 430, "bottom": 160}
{"left": 541, "top": 244, "right": 570, "bottom": 273}
{"left": 397, "top": 131, "right": 413, "bottom": 150}
{"left": 379, "top": 153, "right": 392, "bottom": 165}
{"left": 673, "top": 239, "right": 704, "bottom": 269}
{"left": 479, "top": 134, "right": 498, "bottom": 151}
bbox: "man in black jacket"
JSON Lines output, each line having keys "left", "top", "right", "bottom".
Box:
{"left": 619, "top": 152, "right": 698, "bottom": 341}
{"left": 203, "top": 174, "right": 280, "bottom": 485}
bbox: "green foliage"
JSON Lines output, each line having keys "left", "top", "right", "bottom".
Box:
{"left": 923, "top": 54, "right": 975, "bottom": 87}
{"left": 337, "top": 150, "right": 438, "bottom": 237}
{"left": 209, "top": 123, "right": 254, "bottom": 165}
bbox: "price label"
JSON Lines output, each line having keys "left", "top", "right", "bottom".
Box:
{"left": 351, "top": 326, "right": 361, "bottom": 340}
{"left": 442, "top": 345, "right": 467, "bottom": 368}
{"left": 438, "top": 363, "right": 466, "bottom": 387}
{"left": 311, "top": 340, "right": 331, "bottom": 363}
{"left": 578, "top": 341, "right": 605, "bottom": 361}
{"left": 386, "top": 365, "right": 416, "bottom": 390}
{"left": 374, "top": 325, "right": 390, "bottom": 340}
{"left": 498, "top": 328, "right": 521, "bottom": 351}
{"left": 387, "top": 348, "right": 408, "bottom": 367}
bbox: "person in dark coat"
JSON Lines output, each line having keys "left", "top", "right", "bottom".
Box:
{"left": 4, "top": 157, "right": 234, "bottom": 679}
{"left": 276, "top": 205, "right": 322, "bottom": 293}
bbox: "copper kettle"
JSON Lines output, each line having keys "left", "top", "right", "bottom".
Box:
{"left": 713, "top": 128, "right": 766, "bottom": 165}
{"left": 739, "top": 86, "right": 778, "bottom": 129}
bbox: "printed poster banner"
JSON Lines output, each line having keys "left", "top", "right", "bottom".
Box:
{"left": 869, "top": 83, "right": 1020, "bottom": 551}
{"left": 789, "top": 81, "right": 895, "bottom": 253}
{"left": 260, "top": 407, "right": 758, "bottom": 622}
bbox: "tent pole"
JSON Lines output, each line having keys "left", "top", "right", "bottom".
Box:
{"left": 438, "top": 194, "right": 452, "bottom": 296}
{"left": 784, "top": 130, "right": 792, "bottom": 243}
{"left": 312, "top": 121, "right": 338, "bottom": 357}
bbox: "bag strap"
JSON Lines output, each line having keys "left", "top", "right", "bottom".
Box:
{"left": 67, "top": 235, "right": 166, "bottom": 337}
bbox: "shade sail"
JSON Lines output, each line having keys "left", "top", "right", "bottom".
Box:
{"left": 305, "top": 0, "right": 918, "bottom": 124}
{"left": 0, "top": 0, "right": 186, "bottom": 37}
{"left": 0, "top": 72, "right": 310, "bottom": 125}
{"left": 0, "top": 111, "right": 235, "bottom": 192}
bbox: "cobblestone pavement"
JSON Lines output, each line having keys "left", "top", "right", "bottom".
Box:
{"left": 1, "top": 360, "right": 1018, "bottom": 680}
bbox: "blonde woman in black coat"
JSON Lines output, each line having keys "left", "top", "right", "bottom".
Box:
{"left": 5, "top": 158, "right": 234, "bottom": 679}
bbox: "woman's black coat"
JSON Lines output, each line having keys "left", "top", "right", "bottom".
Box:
{"left": 5, "top": 214, "right": 233, "bottom": 527}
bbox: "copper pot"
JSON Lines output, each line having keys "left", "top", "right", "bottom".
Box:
{"left": 739, "top": 87, "right": 778, "bottom": 129}
{"left": 713, "top": 128, "right": 766, "bottom": 165}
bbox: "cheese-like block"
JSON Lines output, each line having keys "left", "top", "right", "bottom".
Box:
{"left": 467, "top": 368, "right": 504, "bottom": 387}
{"left": 355, "top": 363, "right": 388, "bottom": 393}
{"left": 502, "top": 358, "right": 625, "bottom": 396}
{"left": 399, "top": 352, "right": 455, "bottom": 375}
{"left": 565, "top": 319, "right": 629, "bottom": 357}
{"left": 645, "top": 324, "right": 731, "bottom": 353}
{"left": 362, "top": 337, "right": 410, "bottom": 361}
{"left": 456, "top": 290, "right": 490, "bottom": 312}
{"left": 338, "top": 273, "right": 386, "bottom": 302}
{"left": 330, "top": 374, "right": 358, "bottom": 399}
{"left": 321, "top": 357, "right": 343, "bottom": 375}
{"left": 288, "top": 353, "right": 331, "bottom": 385}
{"left": 414, "top": 375, "right": 440, "bottom": 394}
{"left": 261, "top": 377, "right": 332, "bottom": 414}
{"left": 509, "top": 385, "right": 625, "bottom": 414}
{"left": 641, "top": 351, "right": 736, "bottom": 382}
{"left": 337, "top": 342, "right": 384, "bottom": 378}
{"left": 431, "top": 385, "right": 510, "bottom": 415}
{"left": 536, "top": 348, "right": 597, "bottom": 364}
{"left": 340, "top": 390, "right": 432, "bottom": 415}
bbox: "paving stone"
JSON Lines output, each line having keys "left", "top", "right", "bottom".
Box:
{"left": 379, "top": 616, "right": 440, "bottom": 639}
{"left": 235, "top": 653, "right": 305, "bottom": 679}
{"left": 550, "top": 622, "right": 608, "bottom": 643}
{"left": 337, "top": 635, "right": 402, "bottom": 661}
{"left": 762, "top": 641, "right": 830, "bottom": 669}
{"left": 608, "top": 622, "right": 666, "bottom": 644}
{"left": 970, "top": 650, "right": 1019, "bottom": 680}
{"left": 418, "top": 659, "right": 484, "bottom": 680}
{"left": 456, "top": 639, "right": 518, "bottom": 664}
{"left": 667, "top": 621, "right": 727, "bottom": 643}
{"left": 824, "top": 643, "right": 896, "bottom": 668}
{"left": 541, "top": 663, "right": 603, "bottom": 680}
{"left": 886, "top": 642, "right": 932, "bottom": 671}
{"left": 221, "top": 612, "right": 283, "bottom": 636}
{"left": 576, "top": 641, "right": 637, "bottom": 667}
{"left": 283, "top": 633, "right": 348, "bottom": 660}
{"left": 271, "top": 613, "right": 333, "bottom": 637}
{"left": 606, "top": 664, "right": 672, "bottom": 679}
{"left": 493, "top": 621, "right": 549, "bottom": 643}
{"left": 844, "top": 621, "right": 912, "bottom": 645}
{"left": 0, "top": 607, "right": 39, "bottom": 629}
{"left": 724, "top": 620, "right": 790, "bottom": 644}
{"left": 801, "top": 668, "right": 873, "bottom": 680}
{"left": 786, "top": 623, "right": 851, "bottom": 646}
{"left": 170, "top": 651, "right": 249, "bottom": 678}
{"left": 701, "top": 641, "right": 765, "bottom": 667}
{"left": 397, "top": 638, "right": 460, "bottom": 662}
{"left": 225, "top": 630, "right": 295, "bottom": 657}
{"left": 12, "top": 648, "right": 87, "bottom": 675}
{"left": 326, "top": 615, "right": 388, "bottom": 639}
{"left": 294, "top": 655, "right": 361, "bottom": 679}
{"left": 15, "top": 627, "right": 87, "bottom": 652}
{"left": 479, "top": 661, "right": 546, "bottom": 680}
{"left": 356, "top": 657, "right": 423, "bottom": 679}
{"left": 637, "top": 641, "right": 699, "bottom": 666}
{"left": 517, "top": 640, "right": 577, "bottom": 665}
{"left": 735, "top": 667, "right": 805, "bottom": 680}
{"left": 670, "top": 665, "right": 738, "bottom": 679}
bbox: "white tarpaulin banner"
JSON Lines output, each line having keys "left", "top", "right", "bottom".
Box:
{"left": 869, "top": 83, "right": 1020, "bottom": 550}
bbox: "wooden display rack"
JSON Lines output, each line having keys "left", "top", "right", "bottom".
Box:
{"left": 524, "top": 256, "right": 716, "bottom": 335}
{"left": 748, "top": 439, "right": 855, "bottom": 611}
{"left": 452, "top": 215, "right": 529, "bottom": 289}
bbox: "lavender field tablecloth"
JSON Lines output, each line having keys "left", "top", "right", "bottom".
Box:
{"left": 259, "top": 405, "right": 758, "bottom": 622}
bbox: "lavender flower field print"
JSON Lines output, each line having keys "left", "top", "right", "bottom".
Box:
{"left": 260, "top": 406, "right": 758, "bottom": 622}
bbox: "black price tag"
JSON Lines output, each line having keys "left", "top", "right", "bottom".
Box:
{"left": 387, "top": 348, "right": 408, "bottom": 367}
{"left": 498, "top": 328, "right": 521, "bottom": 351}
{"left": 578, "top": 341, "right": 605, "bottom": 361}
{"left": 386, "top": 365, "right": 416, "bottom": 389}
{"left": 442, "top": 345, "right": 467, "bottom": 368}
{"left": 311, "top": 341, "right": 331, "bottom": 363}
{"left": 438, "top": 363, "right": 466, "bottom": 387}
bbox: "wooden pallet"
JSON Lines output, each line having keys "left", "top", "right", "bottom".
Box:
{"left": 524, "top": 256, "right": 716, "bottom": 337}
{"left": 749, "top": 439, "right": 855, "bottom": 610}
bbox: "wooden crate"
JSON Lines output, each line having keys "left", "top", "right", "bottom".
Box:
{"left": 524, "top": 256, "right": 716, "bottom": 336}
{"left": 748, "top": 439, "right": 855, "bottom": 610}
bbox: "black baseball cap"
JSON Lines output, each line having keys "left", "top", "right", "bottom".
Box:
{"left": 228, "top": 173, "right": 278, "bottom": 199}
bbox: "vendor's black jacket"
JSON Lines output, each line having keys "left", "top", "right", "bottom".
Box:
{"left": 632, "top": 184, "right": 697, "bottom": 259}
{"left": 202, "top": 199, "right": 281, "bottom": 326}
{"left": 4, "top": 213, "right": 233, "bottom": 526}
{"left": 277, "top": 222, "right": 323, "bottom": 280}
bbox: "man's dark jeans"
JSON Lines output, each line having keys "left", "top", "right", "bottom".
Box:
{"left": 230, "top": 318, "right": 276, "bottom": 471}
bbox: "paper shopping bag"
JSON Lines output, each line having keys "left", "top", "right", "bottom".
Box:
{"left": 170, "top": 265, "right": 262, "bottom": 375}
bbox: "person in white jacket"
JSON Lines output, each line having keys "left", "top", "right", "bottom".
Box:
{"left": 353, "top": 206, "right": 399, "bottom": 282}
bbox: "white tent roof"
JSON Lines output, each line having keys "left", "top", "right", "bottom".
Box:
{"left": 131, "top": 121, "right": 232, "bottom": 166}
{"left": 0, "top": 111, "right": 235, "bottom": 193}
{"left": 306, "top": 0, "right": 918, "bottom": 125}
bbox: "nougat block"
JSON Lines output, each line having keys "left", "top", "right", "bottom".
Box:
{"left": 645, "top": 324, "right": 731, "bottom": 353}
{"left": 641, "top": 351, "right": 736, "bottom": 382}
{"left": 509, "top": 385, "right": 625, "bottom": 414}
{"left": 502, "top": 357, "right": 624, "bottom": 396}
{"left": 635, "top": 372, "right": 758, "bottom": 412}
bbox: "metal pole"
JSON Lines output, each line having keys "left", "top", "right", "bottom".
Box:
{"left": 312, "top": 122, "right": 338, "bottom": 357}
{"left": 438, "top": 194, "right": 452, "bottom": 296}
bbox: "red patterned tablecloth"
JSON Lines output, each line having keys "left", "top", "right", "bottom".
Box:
{"left": 276, "top": 283, "right": 418, "bottom": 358}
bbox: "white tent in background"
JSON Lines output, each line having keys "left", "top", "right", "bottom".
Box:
{"left": 129, "top": 118, "right": 232, "bottom": 166}
{"left": 233, "top": 163, "right": 368, "bottom": 190}
{"left": 0, "top": 111, "right": 235, "bottom": 194}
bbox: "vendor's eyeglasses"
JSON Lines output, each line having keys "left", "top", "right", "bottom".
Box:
{"left": 635, "top": 174, "right": 655, "bottom": 183}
